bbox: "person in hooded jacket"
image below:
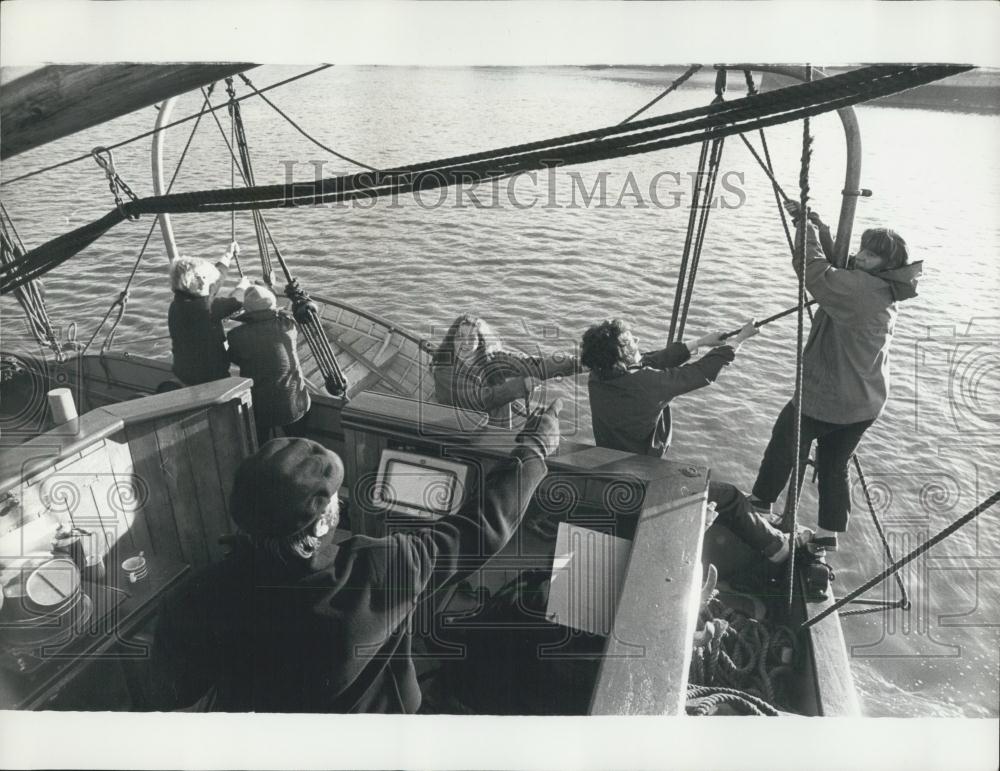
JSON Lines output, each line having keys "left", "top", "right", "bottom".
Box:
{"left": 146, "top": 403, "right": 561, "bottom": 713}
{"left": 749, "top": 201, "right": 922, "bottom": 555}
{"left": 167, "top": 241, "right": 251, "bottom": 386}
{"left": 432, "top": 314, "right": 579, "bottom": 428}
{"left": 227, "top": 283, "right": 311, "bottom": 445}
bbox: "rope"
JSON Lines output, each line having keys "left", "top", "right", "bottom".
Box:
{"left": 1, "top": 65, "right": 334, "bottom": 188}
{"left": 0, "top": 204, "right": 63, "bottom": 357}
{"left": 719, "top": 300, "right": 818, "bottom": 339}
{"left": 225, "top": 79, "right": 273, "bottom": 285}
{"left": 81, "top": 84, "right": 216, "bottom": 354}
{"left": 617, "top": 64, "right": 702, "bottom": 125}
{"left": 667, "top": 136, "right": 711, "bottom": 344}
{"left": 0, "top": 64, "right": 972, "bottom": 294}
{"left": 804, "top": 488, "right": 1000, "bottom": 629}
{"left": 237, "top": 73, "right": 376, "bottom": 171}
{"left": 205, "top": 84, "right": 348, "bottom": 397}
{"left": 783, "top": 66, "right": 814, "bottom": 612}
{"left": 667, "top": 69, "right": 729, "bottom": 344}
{"left": 677, "top": 136, "right": 726, "bottom": 340}
{"left": 689, "top": 593, "right": 794, "bottom": 714}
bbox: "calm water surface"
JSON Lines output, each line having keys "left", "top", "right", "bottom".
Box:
{"left": 2, "top": 66, "right": 998, "bottom": 717}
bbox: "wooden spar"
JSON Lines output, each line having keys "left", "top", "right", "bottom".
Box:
{"left": 0, "top": 64, "right": 256, "bottom": 160}
{"left": 723, "top": 64, "right": 862, "bottom": 266}
{"left": 151, "top": 97, "right": 180, "bottom": 262}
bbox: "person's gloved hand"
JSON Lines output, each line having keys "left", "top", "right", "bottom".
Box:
{"left": 516, "top": 398, "right": 562, "bottom": 459}
{"left": 220, "top": 240, "right": 240, "bottom": 268}
{"left": 236, "top": 276, "right": 253, "bottom": 291}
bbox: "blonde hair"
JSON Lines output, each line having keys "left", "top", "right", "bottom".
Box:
{"left": 169, "top": 257, "right": 220, "bottom": 297}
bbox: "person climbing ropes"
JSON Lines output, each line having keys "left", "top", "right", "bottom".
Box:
{"left": 167, "top": 241, "right": 251, "bottom": 386}
{"left": 749, "top": 200, "right": 922, "bottom": 559}
{"left": 431, "top": 313, "right": 579, "bottom": 427}
{"left": 580, "top": 316, "right": 757, "bottom": 457}
{"left": 147, "top": 401, "right": 562, "bottom": 712}
{"left": 579, "top": 317, "right": 805, "bottom": 565}
{"left": 227, "top": 283, "right": 311, "bottom": 445}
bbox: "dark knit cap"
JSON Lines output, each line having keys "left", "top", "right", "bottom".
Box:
{"left": 230, "top": 438, "right": 344, "bottom": 537}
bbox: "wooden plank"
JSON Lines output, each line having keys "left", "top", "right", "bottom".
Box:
{"left": 352, "top": 432, "right": 387, "bottom": 537}
{"left": 103, "top": 431, "right": 154, "bottom": 557}
{"left": 178, "top": 410, "right": 230, "bottom": 563}
{"left": 802, "top": 579, "right": 862, "bottom": 716}
{"left": 1, "top": 64, "right": 257, "bottom": 159}
{"left": 153, "top": 416, "right": 210, "bottom": 567}
{"left": 206, "top": 402, "right": 252, "bottom": 522}
{"left": 589, "top": 486, "right": 707, "bottom": 715}
{"left": 123, "top": 422, "right": 183, "bottom": 561}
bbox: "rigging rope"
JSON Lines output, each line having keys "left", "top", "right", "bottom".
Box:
{"left": 236, "top": 72, "right": 376, "bottom": 171}
{"left": 783, "top": 66, "right": 814, "bottom": 611}
{"left": 207, "top": 82, "right": 348, "bottom": 397}
{"left": 225, "top": 78, "right": 274, "bottom": 285}
{"left": 618, "top": 64, "right": 702, "bottom": 125}
{"left": 0, "top": 206, "right": 64, "bottom": 359}
{"left": 668, "top": 68, "right": 728, "bottom": 344}
{"left": 803, "top": 488, "right": 1000, "bottom": 629}
{"left": 82, "top": 84, "right": 217, "bottom": 355}
{"left": 1, "top": 65, "right": 335, "bottom": 189}
{"left": 0, "top": 65, "right": 971, "bottom": 295}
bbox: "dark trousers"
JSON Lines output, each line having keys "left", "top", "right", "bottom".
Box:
{"left": 752, "top": 400, "right": 875, "bottom": 532}
{"left": 256, "top": 413, "right": 309, "bottom": 447}
{"left": 708, "top": 481, "right": 783, "bottom": 555}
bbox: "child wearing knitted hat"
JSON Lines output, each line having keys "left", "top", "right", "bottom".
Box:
{"left": 227, "top": 282, "right": 311, "bottom": 444}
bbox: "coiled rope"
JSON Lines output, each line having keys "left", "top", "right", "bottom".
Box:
{"left": 688, "top": 590, "right": 796, "bottom": 714}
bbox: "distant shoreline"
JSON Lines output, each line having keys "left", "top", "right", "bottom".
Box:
{"left": 576, "top": 65, "right": 1000, "bottom": 114}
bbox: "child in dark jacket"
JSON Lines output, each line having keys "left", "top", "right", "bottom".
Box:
{"left": 227, "top": 283, "right": 311, "bottom": 445}
{"left": 167, "top": 241, "right": 250, "bottom": 385}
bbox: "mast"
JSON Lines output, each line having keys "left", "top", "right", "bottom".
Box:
{"left": 723, "top": 64, "right": 862, "bottom": 267}
{"left": 151, "top": 97, "right": 180, "bottom": 262}
{"left": 0, "top": 64, "right": 256, "bottom": 160}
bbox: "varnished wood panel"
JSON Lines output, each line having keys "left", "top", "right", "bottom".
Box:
{"left": 178, "top": 410, "right": 229, "bottom": 563}
{"left": 123, "top": 422, "right": 183, "bottom": 562}
{"left": 152, "top": 417, "right": 210, "bottom": 567}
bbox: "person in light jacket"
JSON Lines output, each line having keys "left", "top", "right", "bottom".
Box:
{"left": 432, "top": 313, "right": 579, "bottom": 427}
{"left": 227, "top": 283, "right": 311, "bottom": 445}
{"left": 749, "top": 201, "right": 922, "bottom": 554}
{"left": 167, "top": 241, "right": 250, "bottom": 385}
